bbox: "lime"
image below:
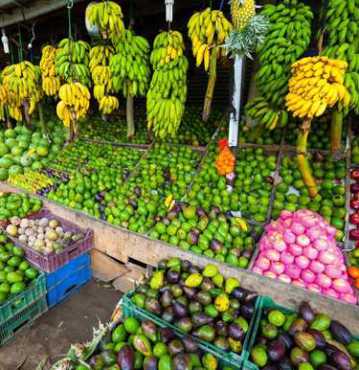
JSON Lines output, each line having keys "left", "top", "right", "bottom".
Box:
{"left": 153, "top": 342, "right": 168, "bottom": 358}
{"left": 268, "top": 310, "right": 286, "bottom": 327}
{"left": 124, "top": 317, "right": 140, "bottom": 334}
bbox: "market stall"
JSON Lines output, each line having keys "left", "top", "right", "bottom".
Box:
{"left": 0, "top": 0, "right": 358, "bottom": 368}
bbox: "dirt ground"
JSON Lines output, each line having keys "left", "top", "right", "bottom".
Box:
{"left": 0, "top": 280, "right": 120, "bottom": 370}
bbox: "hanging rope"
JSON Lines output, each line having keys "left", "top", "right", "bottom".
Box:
{"left": 67, "top": 0, "right": 74, "bottom": 40}
{"left": 18, "top": 25, "right": 24, "bottom": 62}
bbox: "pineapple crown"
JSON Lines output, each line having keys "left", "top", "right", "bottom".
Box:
{"left": 224, "top": 14, "right": 269, "bottom": 59}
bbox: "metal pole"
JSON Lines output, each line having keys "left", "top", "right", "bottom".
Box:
{"left": 228, "top": 55, "right": 244, "bottom": 147}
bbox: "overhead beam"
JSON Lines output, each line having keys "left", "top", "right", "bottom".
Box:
{"left": 0, "top": 0, "right": 84, "bottom": 28}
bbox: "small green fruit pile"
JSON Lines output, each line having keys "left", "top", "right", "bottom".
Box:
{"left": 0, "top": 193, "right": 42, "bottom": 221}
{"left": 188, "top": 147, "right": 277, "bottom": 223}
{"left": 352, "top": 135, "right": 359, "bottom": 166}
{"left": 132, "top": 258, "right": 257, "bottom": 354}
{"left": 149, "top": 204, "right": 256, "bottom": 269}
{"left": 85, "top": 316, "right": 236, "bottom": 370}
{"left": 250, "top": 301, "right": 359, "bottom": 369}
{"left": 273, "top": 154, "right": 347, "bottom": 238}
{"left": 0, "top": 233, "right": 39, "bottom": 304}
{"left": 238, "top": 124, "right": 283, "bottom": 145}
{"left": 0, "top": 123, "right": 65, "bottom": 181}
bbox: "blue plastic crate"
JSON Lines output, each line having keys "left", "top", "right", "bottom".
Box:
{"left": 46, "top": 253, "right": 92, "bottom": 308}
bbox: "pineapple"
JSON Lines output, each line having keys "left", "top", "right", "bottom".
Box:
{"left": 230, "top": 0, "right": 256, "bottom": 31}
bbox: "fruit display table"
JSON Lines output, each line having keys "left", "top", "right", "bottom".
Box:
{"left": 1, "top": 181, "right": 358, "bottom": 331}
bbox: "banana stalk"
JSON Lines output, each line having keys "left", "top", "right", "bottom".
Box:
{"left": 330, "top": 109, "right": 343, "bottom": 155}
{"left": 127, "top": 93, "right": 135, "bottom": 139}
{"left": 202, "top": 47, "right": 218, "bottom": 122}
{"left": 297, "top": 119, "right": 318, "bottom": 198}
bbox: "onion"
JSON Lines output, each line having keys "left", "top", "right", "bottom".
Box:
{"left": 265, "top": 248, "right": 280, "bottom": 261}
{"left": 301, "top": 270, "right": 315, "bottom": 284}
{"left": 292, "top": 279, "right": 305, "bottom": 288}
{"left": 272, "top": 238, "right": 287, "bottom": 252}
{"left": 325, "top": 265, "right": 342, "bottom": 279}
{"left": 291, "top": 222, "right": 305, "bottom": 235}
{"left": 309, "top": 260, "right": 325, "bottom": 274}
{"left": 283, "top": 230, "right": 296, "bottom": 244}
{"left": 288, "top": 244, "right": 303, "bottom": 257}
{"left": 270, "top": 261, "right": 285, "bottom": 275}
{"left": 255, "top": 256, "right": 271, "bottom": 271}
{"left": 314, "top": 238, "right": 328, "bottom": 251}
{"left": 303, "top": 246, "right": 319, "bottom": 260}
{"left": 333, "top": 278, "right": 352, "bottom": 293}
{"left": 295, "top": 255, "right": 310, "bottom": 269}
{"left": 300, "top": 214, "right": 318, "bottom": 228}
{"left": 326, "top": 226, "right": 337, "bottom": 238}
{"left": 296, "top": 234, "right": 311, "bottom": 247}
{"left": 316, "top": 273, "right": 332, "bottom": 289}
{"left": 306, "top": 227, "right": 322, "bottom": 241}
{"left": 285, "top": 264, "right": 301, "bottom": 280}
{"left": 280, "top": 251, "right": 295, "bottom": 264}
{"left": 318, "top": 251, "right": 336, "bottom": 265}
{"left": 340, "top": 293, "right": 357, "bottom": 305}
{"left": 323, "top": 288, "right": 339, "bottom": 299}
{"left": 279, "top": 210, "right": 292, "bottom": 220}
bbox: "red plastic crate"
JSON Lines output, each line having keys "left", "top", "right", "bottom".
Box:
{"left": 7, "top": 209, "right": 94, "bottom": 273}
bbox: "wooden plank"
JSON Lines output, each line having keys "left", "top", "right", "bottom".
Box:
{"left": 113, "top": 266, "right": 146, "bottom": 292}
{"left": 1, "top": 181, "right": 359, "bottom": 330}
{"left": 91, "top": 249, "right": 128, "bottom": 282}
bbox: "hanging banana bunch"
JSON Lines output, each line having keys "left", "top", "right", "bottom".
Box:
{"left": 286, "top": 56, "right": 350, "bottom": 198}
{"left": 86, "top": 1, "right": 125, "bottom": 40}
{"left": 110, "top": 29, "right": 151, "bottom": 137}
{"left": 90, "top": 44, "right": 118, "bottom": 115}
{"left": 321, "top": 0, "right": 359, "bottom": 153}
{"left": 55, "top": 38, "right": 91, "bottom": 87}
{"left": 1, "top": 61, "right": 42, "bottom": 123}
{"left": 243, "top": 0, "right": 312, "bottom": 134}
{"left": 0, "top": 78, "right": 8, "bottom": 122}
{"left": 56, "top": 82, "right": 90, "bottom": 139}
{"left": 40, "top": 45, "right": 61, "bottom": 96}
{"left": 188, "top": 8, "right": 232, "bottom": 122}
{"left": 147, "top": 31, "right": 188, "bottom": 139}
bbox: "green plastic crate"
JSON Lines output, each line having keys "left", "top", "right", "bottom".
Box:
{"left": 121, "top": 290, "right": 260, "bottom": 370}
{"left": 0, "top": 295, "right": 47, "bottom": 346}
{"left": 0, "top": 272, "right": 46, "bottom": 325}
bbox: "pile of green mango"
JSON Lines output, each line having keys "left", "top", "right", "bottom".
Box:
{"left": 0, "top": 192, "right": 42, "bottom": 221}
{"left": 250, "top": 301, "right": 359, "bottom": 369}
{"left": 0, "top": 233, "right": 39, "bottom": 303}
{"left": 131, "top": 258, "right": 258, "bottom": 354}
{"left": 148, "top": 204, "right": 256, "bottom": 269}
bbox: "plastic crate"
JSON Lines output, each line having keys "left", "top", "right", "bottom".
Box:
{"left": 8, "top": 209, "right": 94, "bottom": 273}
{"left": 46, "top": 253, "right": 92, "bottom": 308}
{"left": 120, "top": 290, "right": 260, "bottom": 369}
{"left": 0, "top": 272, "right": 46, "bottom": 325}
{"left": 0, "top": 295, "right": 47, "bottom": 346}
{"left": 241, "top": 296, "right": 292, "bottom": 370}
{"left": 108, "top": 300, "right": 241, "bottom": 370}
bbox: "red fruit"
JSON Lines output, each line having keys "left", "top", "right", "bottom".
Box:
{"left": 351, "top": 183, "right": 359, "bottom": 194}
{"left": 351, "top": 169, "right": 359, "bottom": 181}
{"left": 350, "top": 228, "right": 359, "bottom": 241}
{"left": 351, "top": 197, "right": 359, "bottom": 210}
{"left": 350, "top": 212, "right": 359, "bottom": 225}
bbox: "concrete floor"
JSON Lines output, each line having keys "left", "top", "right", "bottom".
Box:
{"left": 0, "top": 280, "right": 121, "bottom": 370}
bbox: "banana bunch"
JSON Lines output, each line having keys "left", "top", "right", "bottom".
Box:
{"left": 1, "top": 61, "right": 42, "bottom": 121}
{"left": 86, "top": 1, "right": 124, "bottom": 39}
{"left": 286, "top": 56, "right": 351, "bottom": 119}
{"left": 99, "top": 95, "right": 119, "bottom": 115}
{"left": 110, "top": 29, "right": 151, "bottom": 97}
{"left": 92, "top": 66, "right": 112, "bottom": 100}
{"left": 325, "top": 0, "right": 358, "bottom": 46}
{"left": 0, "top": 82, "right": 8, "bottom": 121}
{"left": 56, "top": 82, "right": 90, "bottom": 127}
{"left": 55, "top": 38, "right": 91, "bottom": 86}
{"left": 89, "top": 45, "right": 114, "bottom": 72}
{"left": 322, "top": 0, "right": 359, "bottom": 115}
{"left": 256, "top": 0, "right": 313, "bottom": 108}
{"left": 245, "top": 96, "right": 288, "bottom": 130}
{"left": 147, "top": 31, "right": 188, "bottom": 139}
{"left": 187, "top": 8, "right": 232, "bottom": 71}
{"left": 8, "top": 171, "right": 53, "bottom": 193}
{"left": 40, "top": 45, "right": 61, "bottom": 96}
